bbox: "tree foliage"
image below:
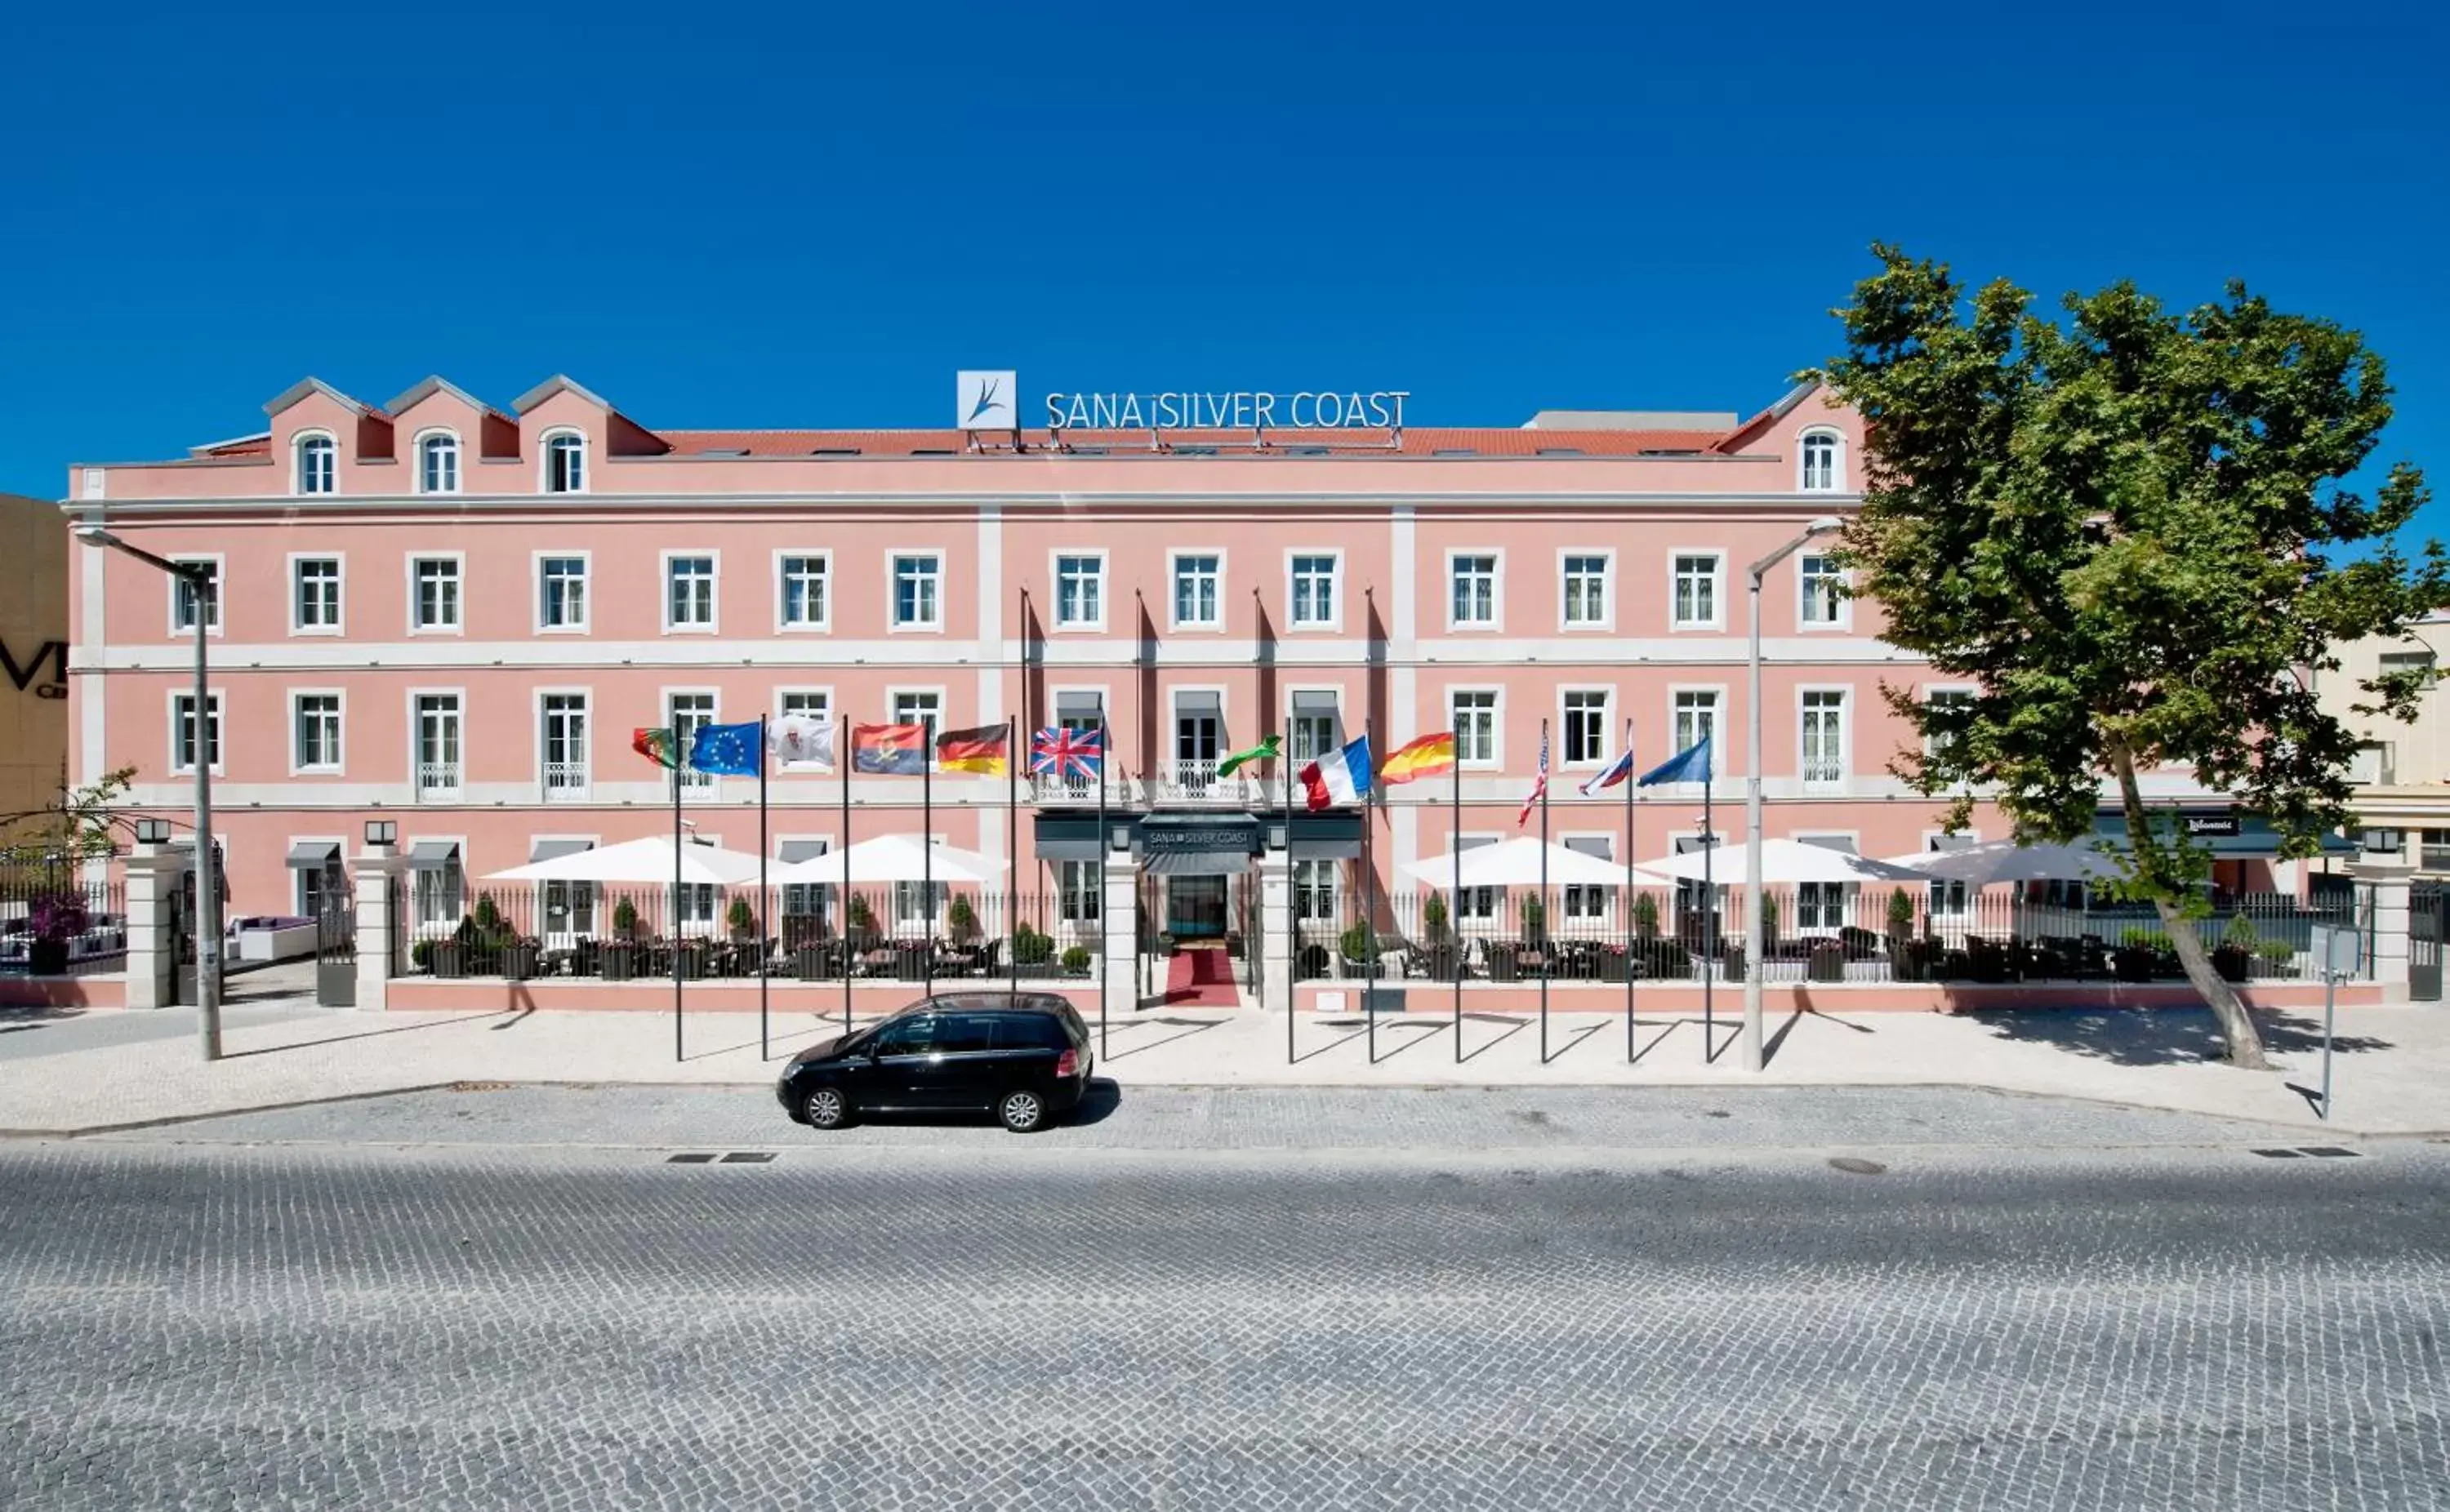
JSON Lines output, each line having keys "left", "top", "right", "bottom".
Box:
{"left": 0, "top": 767, "right": 138, "bottom": 870}
{"left": 1816, "top": 247, "right": 2445, "bottom": 1065}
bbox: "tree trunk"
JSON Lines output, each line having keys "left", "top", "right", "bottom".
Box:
{"left": 2111, "top": 751, "right": 2270, "bottom": 1070}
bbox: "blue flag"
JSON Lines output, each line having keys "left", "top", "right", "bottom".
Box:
{"left": 1636, "top": 736, "right": 1711, "bottom": 787}
{"left": 688, "top": 720, "right": 764, "bottom": 776}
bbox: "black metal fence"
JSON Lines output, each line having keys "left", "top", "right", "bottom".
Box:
{"left": 0, "top": 874, "right": 129, "bottom": 978}
{"left": 1297, "top": 884, "right": 2376, "bottom": 986}
{"left": 396, "top": 885, "right": 1102, "bottom": 985}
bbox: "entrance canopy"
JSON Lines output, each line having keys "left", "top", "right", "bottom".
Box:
{"left": 1141, "top": 814, "right": 1260, "bottom": 875}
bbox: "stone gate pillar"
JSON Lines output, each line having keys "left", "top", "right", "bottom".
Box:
{"left": 354, "top": 842, "right": 408, "bottom": 1011}
{"left": 120, "top": 846, "right": 180, "bottom": 1010}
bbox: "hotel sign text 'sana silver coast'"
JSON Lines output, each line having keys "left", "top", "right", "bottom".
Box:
{"left": 958, "top": 371, "right": 1410, "bottom": 432}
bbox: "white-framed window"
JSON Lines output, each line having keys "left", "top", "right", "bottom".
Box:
{"left": 1448, "top": 552, "right": 1499, "bottom": 629}
{"left": 1562, "top": 835, "right": 1615, "bottom": 921}
{"left": 777, "top": 553, "right": 830, "bottom": 631}
{"left": 1926, "top": 834, "right": 1972, "bottom": 919}
{"left": 171, "top": 692, "right": 222, "bottom": 773}
{"left": 891, "top": 690, "right": 942, "bottom": 735}
{"left": 414, "top": 853, "right": 466, "bottom": 932}
{"left": 411, "top": 556, "right": 461, "bottom": 633}
{"left": 543, "top": 431, "right": 587, "bottom": 494}
{"left": 1924, "top": 687, "right": 1976, "bottom": 762}
{"left": 1450, "top": 689, "right": 1499, "bottom": 767}
{"left": 169, "top": 557, "right": 222, "bottom": 635}
{"left": 1170, "top": 552, "right": 1223, "bottom": 629}
{"left": 1561, "top": 690, "right": 1610, "bottom": 767}
{"left": 664, "top": 553, "right": 717, "bottom": 632}
{"left": 1561, "top": 553, "right": 1610, "bottom": 629}
{"left": 537, "top": 554, "right": 588, "bottom": 631}
{"left": 1054, "top": 553, "right": 1106, "bottom": 629}
{"left": 1796, "top": 881, "right": 1850, "bottom": 932}
{"left": 1671, "top": 690, "right": 1721, "bottom": 775}
{"left": 1799, "top": 554, "right": 1847, "bottom": 628}
{"left": 294, "top": 432, "right": 336, "bottom": 495}
{"left": 1289, "top": 553, "right": 1339, "bottom": 629}
{"left": 775, "top": 689, "right": 832, "bottom": 769}
{"left": 669, "top": 692, "right": 716, "bottom": 789}
{"left": 541, "top": 693, "right": 589, "bottom": 798}
{"left": 1287, "top": 691, "right": 1341, "bottom": 763}
{"left": 892, "top": 553, "right": 942, "bottom": 629}
{"left": 1672, "top": 553, "right": 1722, "bottom": 629}
{"left": 417, "top": 431, "right": 461, "bottom": 495}
{"left": 1294, "top": 859, "right": 1339, "bottom": 923}
{"left": 1060, "top": 861, "right": 1102, "bottom": 923}
{"left": 413, "top": 693, "right": 462, "bottom": 798}
{"left": 292, "top": 556, "right": 342, "bottom": 633}
{"left": 1800, "top": 429, "right": 1843, "bottom": 492}
{"left": 1801, "top": 690, "right": 1847, "bottom": 786}
{"left": 1450, "top": 838, "right": 1499, "bottom": 921}
{"left": 292, "top": 692, "right": 343, "bottom": 773}
{"left": 892, "top": 879, "right": 948, "bottom": 933}
{"left": 296, "top": 851, "right": 345, "bottom": 920}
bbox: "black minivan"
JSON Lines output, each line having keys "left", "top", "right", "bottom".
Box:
{"left": 777, "top": 993, "right": 1094, "bottom": 1133}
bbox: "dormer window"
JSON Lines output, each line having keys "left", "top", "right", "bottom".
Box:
{"left": 1800, "top": 429, "right": 1843, "bottom": 492}
{"left": 544, "top": 432, "right": 587, "bottom": 494}
{"left": 295, "top": 434, "right": 336, "bottom": 495}
{"left": 418, "top": 432, "right": 461, "bottom": 494}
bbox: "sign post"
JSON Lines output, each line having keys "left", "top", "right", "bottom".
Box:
{"left": 2309, "top": 923, "right": 2361, "bottom": 1121}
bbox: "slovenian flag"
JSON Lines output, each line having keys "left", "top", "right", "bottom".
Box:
{"left": 1297, "top": 735, "right": 1374, "bottom": 812}
{"left": 1578, "top": 747, "right": 1635, "bottom": 796}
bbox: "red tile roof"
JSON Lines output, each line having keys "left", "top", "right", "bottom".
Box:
{"left": 651, "top": 426, "right": 1734, "bottom": 458}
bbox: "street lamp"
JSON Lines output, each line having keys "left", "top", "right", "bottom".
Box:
{"left": 1743, "top": 515, "right": 1845, "bottom": 1073}
{"left": 75, "top": 524, "right": 223, "bottom": 1061}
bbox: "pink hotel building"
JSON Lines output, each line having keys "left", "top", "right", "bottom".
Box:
{"left": 60, "top": 369, "right": 2243, "bottom": 967}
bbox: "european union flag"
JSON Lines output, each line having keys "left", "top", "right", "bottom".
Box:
{"left": 1636, "top": 736, "right": 1711, "bottom": 787}
{"left": 688, "top": 720, "right": 764, "bottom": 776}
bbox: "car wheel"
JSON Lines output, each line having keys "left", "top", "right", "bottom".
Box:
{"left": 996, "top": 1088, "right": 1048, "bottom": 1134}
{"left": 803, "top": 1086, "right": 853, "bottom": 1130}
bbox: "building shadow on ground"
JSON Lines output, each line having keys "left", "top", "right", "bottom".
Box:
{"left": 1959, "top": 1004, "right": 2394, "bottom": 1067}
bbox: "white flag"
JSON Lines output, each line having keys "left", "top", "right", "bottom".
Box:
{"left": 767, "top": 712, "right": 835, "bottom": 769}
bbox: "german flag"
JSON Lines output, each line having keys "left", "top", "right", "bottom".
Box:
{"left": 933, "top": 724, "right": 1009, "bottom": 776}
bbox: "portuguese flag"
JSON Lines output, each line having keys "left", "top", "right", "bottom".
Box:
{"left": 1214, "top": 734, "right": 1281, "bottom": 778}
{"left": 632, "top": 726, "right": 684, "bottom": 770}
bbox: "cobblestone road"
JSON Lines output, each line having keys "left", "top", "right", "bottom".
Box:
{"left": 5, "top": 1092, "right": 2447, "bottom": 1510}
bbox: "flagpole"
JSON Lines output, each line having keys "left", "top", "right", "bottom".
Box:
{"left": 922, "top": 725, "right": 934, "bottom": 997}
{"left": 1539, "top": 717, "right": 1550, "bottom": 1065}
{"left": 1097, "top": 717, "right": 1109, "bottom": 1062}
{"left": 1452, "top": 759, "right": 1463, "bottom": 1065}
{"left": 759, "top": 712, "right": 769, "bottom": 1063}
{"left": 1623, "top": 718, "right": 1634, "bottom": 1064}
{"left": 839, "top": 722, "right": 852, "bottom": 1035}
{"left": 1365, "top": 723, "right": 1377, "bottom": 1067}
{"left": 1008, "top": 715, "right": 1019, "bottom": 994}
{"left": 1285, "top": 736, "right": 1297, "bottom": 1067}
{"left": 1703, "top": 758, "right": 1715, "bottom": 1062}
{"left": 672, "top": 744, "right": 684, "bottom": 1065}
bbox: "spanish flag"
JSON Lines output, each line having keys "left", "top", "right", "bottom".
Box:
{"left": 1379, "top": 731, "right": 1458, "bottom": 786}
{"left": 934, "top": 724, "right": 1009, "bottom": 776}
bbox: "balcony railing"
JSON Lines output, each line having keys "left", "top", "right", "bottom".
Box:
{"left": 1027, "top": 772, "right": 1105, "bottom": 805}
{"left": 1152, "top": 759, "right": 1254, "bottom": 806}
{"left": 543, "top": 761, "right": 590, "bottom": 801}
{"left": 416, "top": 762, "right": 461, "bottom": 800}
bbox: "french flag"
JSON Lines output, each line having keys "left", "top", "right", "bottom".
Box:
{"left": 1298, "top": 736, "right": 1374, "bottom": 812}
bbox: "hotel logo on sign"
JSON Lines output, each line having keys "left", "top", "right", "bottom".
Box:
{"left": 957, "top": 371, "right": 1017, "bottom": 429}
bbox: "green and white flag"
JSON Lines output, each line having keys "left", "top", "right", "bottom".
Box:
{"left": 1215, "top": 734, "right": 1281, "bottom": 778}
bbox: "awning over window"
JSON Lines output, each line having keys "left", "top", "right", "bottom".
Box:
{"left": 529, "top": 838, "right": 593, "bottom": 864}
{"left": 284, "top": 841, "right": 341, "bottom": 869}
{"left": 1033, "top": 815, "right": 1107, "bottom": 863}
{"left": 1291, "top": 689, "right": 1340, "bottom": 714}
{"left": 1801, "top": 834, "right": 1859, "bottom": 854}
{"left": 1289, "top": 811, "right": 1363, "bottom": 861}
{"left": 1927, "top": 834, "right": 1976, "bottom": 853}
{"left": 777, "top": 839, "right": 829, "bottom": 865}
{"left": 1675, "top": 835, "right": 1721, "bottom": 854}
{"left": 1564, "top": 836, "right": 1612, "bottom": 860}
{"left": 2092, "top": 807, "right": 2354, "bottom": 858}
{"left": 1174, "top": 690, "right": 1223, "bottom": 717}
{"left": 407, "top": 840, "right": 461, "bottom": 871}
{"left": 1054, "top": 691, "right": 1103, "bottom": 723}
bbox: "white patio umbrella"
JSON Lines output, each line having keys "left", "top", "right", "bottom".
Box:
{"left": 480, "top": 835, "right": 765, "bottom": 886}
{"left": 1882, "top": 838, "right": 2122, "bottom": 885}
{"left": 768, "top": 834, "right": 1005, "bottom": 887}
{"left": 1405, "top": 836, "right": 1668, "bottom": 890}
{"left": 1634, "top": 838, "right": 1923, "bottom": 885}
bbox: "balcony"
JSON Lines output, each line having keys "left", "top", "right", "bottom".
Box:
{"left": 416, "top": 762, "right": 461, "bottom": 802}
{"left": 543, "top": 761, "right": 590, "bottom": 803}
{"left": 1151, "top": 759, "right": 1257, "bottom": 807}
{"left": 1027, "top": 772, "right": 1105, "bottom": 806}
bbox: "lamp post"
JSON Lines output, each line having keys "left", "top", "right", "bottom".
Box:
{"left": 76, "top": 525, "right": 222, "bottom": 1061}
{"left": 1743, "top": 515, "right": 1844, "bottom": 1073}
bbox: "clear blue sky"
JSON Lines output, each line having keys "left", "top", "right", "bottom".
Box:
{"left": 5, "top": 0, "right": 2444, "bottom": 539}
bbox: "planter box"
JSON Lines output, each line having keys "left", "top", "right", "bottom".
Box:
{"left": 2112, "top": 948, "right": 2157, "bottom": 984}
{"left": 501, "top": 945, "right": 539, "bottom": 982}
{"left": 2212, "top": 948, "right": 2252, "bottom": 985}
{"left": 432, "top": 945, "right": 469, "bottom": 979}
{"left": 27, "top": 939, "right": 69, "bottom": 976}
{"left": 599, "top": 946, "right": 635, "bottom": 982}
{"left": 234, "top": 922, "right": 318, "bottom": 963}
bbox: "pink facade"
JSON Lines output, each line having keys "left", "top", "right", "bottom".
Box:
{"left": 63, "top": 371, "right": 2153, "bottom": 945}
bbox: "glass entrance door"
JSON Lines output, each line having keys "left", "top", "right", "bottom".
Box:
{"left": 1166, "top": 876, "right": 1228, "bottom": 938}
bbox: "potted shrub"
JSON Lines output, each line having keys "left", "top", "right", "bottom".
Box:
{"left": 1296, "top": 942, "right": 1330, "bottom": 980}
{"left": 1633, "top": 892, "right": 1661, "bottom": 942}
{"left": 432, "top": 914, "right": 475, "bottom": 977}
{"left": 2212, "top": 914, "right": 2256, "bottom": 984}
{"left": 1806, "top": 939, "right": 1846, "bottom": 981}
{"left": 1010, "top": 923, "right": 1056, "bottom": 977}
{"left": 847, "top": 893, "right": 880, "bottom": 945}
{"left": 727, "top": 896, "right": 758, "bottom": 942}
{"left": 1885, "top": 887, "right": 1916, "bottom": 937}
{"left": 2112, "top": 927, "right": 2159, "bottom": 984}
{"left": 24, "top": 891, "right": 87, "bottom": 976}
{"left": 410, "top": 937, "right": 436, "bottom": 975}
{"left": 2256, "top": 939, "right": 2296, "bottom": 979}
{"left": 602, "top": 896, "right": 639, "bottom": 981}
{"left": 1421, "top": 893, "right": 1458, "bottom": 980}
{"left": 946, "top": 895, "right": 979, "bottom": 944}
{"left": 1518, "top": 893, "right": 1547, "bottom": 947}
{"left": 1338, "top": 922, "right": 1379, "bottom": 976}
{"left": 1059, "top": 944, "right": 1094, "bottom": 977}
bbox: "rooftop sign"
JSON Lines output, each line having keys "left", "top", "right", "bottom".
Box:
{"left": 957, "top": 371, "right": 1408, "bottom": 432}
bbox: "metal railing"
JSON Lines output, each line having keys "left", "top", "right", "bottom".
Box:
{"left": 416, "top": 762, "right": 461, "bottom": 799}
{"left": 0, "top": 874, "right": 129, "bottom": 977}
{"left": 542, "top": 761, "right": 590, "bottom": 801}
{"left": 1152, "top": 759, "right": 1253, "bottom": 805}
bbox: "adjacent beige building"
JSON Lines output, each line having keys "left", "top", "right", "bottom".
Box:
{"left": 0, "top": 494, "right": 69, "bottom": 840}
{"left": 2323, "top": 610, "right": 2450, "bottom": 872}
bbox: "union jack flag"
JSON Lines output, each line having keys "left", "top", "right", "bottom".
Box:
{"left": 1517, "top": 726, "right": 1549, "bottom": 829}
{"left": 1030, "top": 725, "right": 1105, "bottom": 784}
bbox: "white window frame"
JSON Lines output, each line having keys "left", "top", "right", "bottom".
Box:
{"left": 1797, "top": 553, "right": 1851, "bottom": 631}
{"left": 1668, "top": 685, "right": 1726, "bottom": 777}
{"left": 888, "top": 687, "right": 945, "bottom": 738}
{"left": 1924, "top": 829, "right": 1980, "bottom": 919}
{"left": 1448, "top": 836, "right": 1500, "bottom": 923}
{"left": 889, "top": 550, "right": 945, "bottom": 633}
{"left": 1922, "top": 685, "right": 1977, "bottom": 762}
{"left": 1799, "top": 428, "right": 1846, "bottom": 493}
{"left": 409, "top": 688, "right": 466, "bottom": 801}
{"left": 167, "top": 554, "right": 225, "bottom": 638}
{"left": 293, "top": 838, "right": 349, "bottom": 918}
{"left": 292, "top": 430, "right": 337, "bottom": 496}
{"left": 1448, "top": 687, "right": 1502, "bottom": 771}
{"left": 1286, "top": 549, "right": 1343, "bottom": 631}
{"left": 1669, "top": 549, "right": 1725, "bottom": 632}
{"left": 537, "top": 688, "right": 592, "bottom": 800}
{"left": 666, "top": 688, "right": 719, "bottom": 792}
{"left": 773, "top": 549, "right": 832, "bottom": 634}
{"left": 541, "top": 429, "right": 588, "bottom": 495}
{"left": 168, "top": 688, "right": 225, "bottom": 776}
{"left": 773, "top": 687, "right": 835, "bottom": 770}
{"left": 1445, "top": 549, "right": 1503, "bottom": 632}
{"left": 1798, "top": 686, "right": 1850, "bottom": 790}
{"left": 661, "top": 549, "right": 720, "bottom": 634}
{"left": 533, "top": 549, "right": 591, "bottom": 634}
{"left": 1284, "top": 686, "right": 1343, "bottom": 765}
{"left": 288, "top": 689, "right": 345, "bottom": 776}
{"left": 1558, "top": 688, "right": 1613, "bottom": 769}
{"left": 415, "top": 428, "right": 461, "bottom": 496}
{"left": 1558, "top": 549, "right": 1614, "bottom": 631}
{"left": 1789, "top": 832, "right": 1862, "bottom": 935}
{"left": 1168, "top": 549, "right": 1226, "bottom": 631}
{"left": 288, "top": 552, "right": 345, "bottom": 636}
{"left": 1058, "top": 859, "right": 1102, "bottom": 924}
{"left": 1559, "top": 832, "right": 1616, "bottom": 922}
{"left": 1050, "top": 549, "right": 1109, "bottom": 633}
{"left": 1293, "top": 857, "right": 1343, "bottom": 923}
{"left": 407, "top": 553, "right": 465, "bottom": 636}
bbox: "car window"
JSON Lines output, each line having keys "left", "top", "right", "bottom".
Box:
{"left": 936, "top": 1015, "right": 997, "bottom": 1055}
{"left": 991, "top": 1014, "right": 1066, "bottom": 1052}
{"left": 875, "top": 1014, "right": 941, "bottom": 1056}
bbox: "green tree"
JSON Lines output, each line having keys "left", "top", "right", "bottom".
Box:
{"left": 1817, "top": 247, "right": 2444, "bottom": 1068}
{"left": 0, "top": 767, "right": 137, "bottom": 870}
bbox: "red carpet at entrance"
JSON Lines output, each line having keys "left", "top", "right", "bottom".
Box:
{"left": 1163, "top": 948, "right": 1241, "bottom": 1007}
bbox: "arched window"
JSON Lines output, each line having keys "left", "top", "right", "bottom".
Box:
{"left": 543, "top": 432, "right": 587, "bottom": 494}
{"left": 418, "top": 432, "right": 461, "bottom": 494}
{"left": 1800, "top": 430, "right": 1842, "bottom": 492}
{"left": 296, "top": 433, "right": 336, "bottom": 495}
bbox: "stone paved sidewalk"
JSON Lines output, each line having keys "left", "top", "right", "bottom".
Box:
{"left": 2, "top": 990, "right": 2445, "bottom": 1137}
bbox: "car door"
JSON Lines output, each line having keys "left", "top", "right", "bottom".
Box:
{"left": 869, "top": 1012, "right": 954, "bottom": 1110}
{"left": 932, "top": 1013, "right": 1005, "bottom": 1109}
